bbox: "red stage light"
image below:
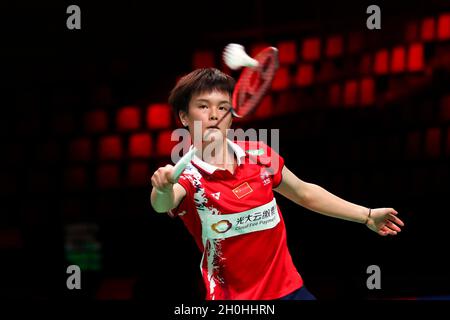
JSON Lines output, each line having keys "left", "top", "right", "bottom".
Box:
{"left": 84, "top": 110, "right": 108, "bottom": 133}
{"left": 295, "top": 64, "right": 314, "bottom": 87}
{"left": 129, "top": 133, "right": 153, "bottom": 158}
{"left": 344, "top": 80, "right": 358, "bottom": 107}
{"left": 117, "top": 106, "right": 141, "bottom": 131}
{"left": 301, "top": 38, "right": 321, "bottom": 61}
{"left": 360, "top": 77, "right": 375, "bottom": 106}
{"left": 437, "top": 13, "right": 450, "bottom": 40}
{"left": 374, "top": 49, "right": 389, "bottom": 74}
{"left": 421, "top": 17, "right": 435, "bottom": 41}
{"left": 271, "top": 67, "right": 290, "bottom": 91}
{"left": 391, "top": 46, "right": 406, "bottom": 73}
{"left": 99, "top": 135, "right": 122, "bottom": 160}
{"left": 329, "top": 84, "right": 341, "bottom": 107}
{"left": 325, "top": 35, "right": 343, "bottom": 58}
{"left": 156, "top": 130, "right": 178, "bottom": 157}
{"left": 146, "top": 103, "right": 172, "bottom": 129}
{"left": 407, "top": 43, "right": 424, "bottom": 71}
{"left": 278, "top": 40, "right": 297, "bottom": 64}
{"left": 126, "top": 162, "right": 149, "bottom": 187}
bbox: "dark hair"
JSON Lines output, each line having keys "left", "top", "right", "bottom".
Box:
{"left": 168, "top": 68, "right": 235, "bottom": 116}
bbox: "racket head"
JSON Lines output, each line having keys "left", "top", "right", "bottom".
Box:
{"left": 231, "top": 47, "right": 279, "bottom": 118}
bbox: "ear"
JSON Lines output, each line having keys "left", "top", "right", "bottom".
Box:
{"left": 179, "top": 110, "right": 188, "bottom": 127}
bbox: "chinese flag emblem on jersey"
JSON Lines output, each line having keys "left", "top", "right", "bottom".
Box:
{"left": 232, "top": 182, "right": 253, "bottom": 199}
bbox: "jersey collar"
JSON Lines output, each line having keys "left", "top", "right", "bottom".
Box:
{"left": 191, "top": 139, "right": 246, "bottom": 174}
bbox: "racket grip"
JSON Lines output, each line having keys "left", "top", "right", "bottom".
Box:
{"left": 171, "top": 147, "right": 197, "bottom": 183}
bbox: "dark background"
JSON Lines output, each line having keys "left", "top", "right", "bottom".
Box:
{"left": 1, "top": 0, "right": 450, "bottom": 302}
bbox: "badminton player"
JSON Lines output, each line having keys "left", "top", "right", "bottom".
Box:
{"left": 150, "top": 68, "right": 404, "bottom": 300}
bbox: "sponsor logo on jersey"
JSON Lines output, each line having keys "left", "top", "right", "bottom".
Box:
{"left": 211, "top": 192, "right": 221, "bottom": 200}
{"left": 246, "top": 148, "right": 265, "bottom": 156}
{"left": 205, "top": 198, "right": 280, "bottom": 239}
{"left": 211, "top": 220, "right": 232, "bottom": 234}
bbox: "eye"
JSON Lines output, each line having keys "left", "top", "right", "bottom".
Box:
{"left": 219, "top": 105, "right": 230, "bottom": 111}
{"left": 199, "top": 105, "right": 208, "bottom": 109}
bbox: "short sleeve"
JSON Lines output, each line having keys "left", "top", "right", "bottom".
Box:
{"left": 241, "top": 140, "right": 285, "bottom": 188}
{"left": 260, "top": 142, "right": 285, "bottom": 188}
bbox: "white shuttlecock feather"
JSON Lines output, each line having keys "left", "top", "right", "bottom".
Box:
{"left": 223, "top": 43, "right": 259, "bottom": 70}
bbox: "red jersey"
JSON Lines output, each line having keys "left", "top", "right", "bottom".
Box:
{"left": 169, "top": 140, "right": 303, "bottom": 300}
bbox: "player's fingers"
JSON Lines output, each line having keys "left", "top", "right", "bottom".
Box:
{"left": 384, "top": 225, "right": 398, "bottom": 235}
{"left": 386, "top": 221, "right": 401, "bottom": 232}
{"left": 388, "top": 208, "right": 398, "bottom": 215}
{"left": 389, "top": 214, "right": 405, "bottom": 227}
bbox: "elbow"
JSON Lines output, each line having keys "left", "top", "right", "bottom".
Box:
{"left": 296, "top": 182, "right": 315, "bottom": 207}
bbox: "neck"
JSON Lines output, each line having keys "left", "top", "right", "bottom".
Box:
{"left": 200, "top": 139, "right": 235, "bottom": 172}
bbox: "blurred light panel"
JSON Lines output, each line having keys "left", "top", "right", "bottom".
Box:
{"left": 117, "top": 106, "right": 140, "bottom": 131}
{"left": 254, "top": 95, "right": 273, "bottom": 119}
{"left": 84, "top": 110, "right": 108, "bottom": 133}
{"left": 421, "top": 17, "right": 435, "bottom": 41}
{"left": 360, "top": 77, "right": 375, "bottom": 106}
{"left": 129, "top": 133, "right": 152, "bottom": 158}
{"left": 99, "top": 135, "right": 122, "bottom": 160}
{"left": 344, "top": 80, "right": 358, "bottom": 107}
{"left": 325, "top": 35, "right": 343, "bottom": 58}
{"left": 374, "top": 49, "right": 389, "bottom": 74}
{"left": 156, "top": 130, "right": 177, "bottom": 157}
{"left": 295, "top": 64, "right": 314, "bottom": 86}
{"left": 278, "top": 40, "right": 297, "bottom": 64}
{"left": 146, "top": 103, "right": 172, "bottom": 129}
{"left": 408, "top": 43, "right": 424, "bottom": 71}
{"left": 126, "top": 162, "right": 149, "bottom": 187}
{"left": 391, "top": 46, "right": 406, "bottom": 73}
{"left": 437, "top": 13, "right": 450, "bottom": 40}
{"left": 329, "top": 83, "right": 341, "bottom": 107}
{"left": 301, "top": 38, "right": 321, "bottom": 61}
{"left": 359, "top": 54, "right": 372, "bottom": 75}
{"left": 271, "top": 67, "right": 290, "bottom": 91}
{"left": 69, "top": 138, "right": 92, "bottom": 162}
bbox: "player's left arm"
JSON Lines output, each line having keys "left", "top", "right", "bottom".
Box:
{"left": 273, "top": 166, "right": 404, "bottom": 236}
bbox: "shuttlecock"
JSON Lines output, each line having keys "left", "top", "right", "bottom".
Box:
{"left": 223, "top": 43, "right": 259, "bottom": 70}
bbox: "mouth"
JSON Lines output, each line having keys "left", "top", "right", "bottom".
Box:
{"left": 207, "top": 126, "right": 220, "bottom": 130}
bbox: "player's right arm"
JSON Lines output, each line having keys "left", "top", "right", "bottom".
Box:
{"left": 150, "top": 165, "right": 187, "bottom": 213}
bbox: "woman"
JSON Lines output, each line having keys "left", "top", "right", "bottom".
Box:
{"left": 150, "top": 68, "right": 404, "bottom": 300}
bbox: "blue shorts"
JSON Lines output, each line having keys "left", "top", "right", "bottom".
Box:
{"left": 279, "top": 286, "right": 316, "bottom": 300}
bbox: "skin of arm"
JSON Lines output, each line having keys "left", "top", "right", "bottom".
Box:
{"left": 151, "top": 183, "right": 186, "bottom": 213}
{"left": 274, "top": 166, "right": 404, "bottom": 236}
{"left": 150, "top": 164, "right": 187, "bottom": 213}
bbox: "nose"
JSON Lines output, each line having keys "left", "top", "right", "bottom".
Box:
{"left": 209, "top": 106, "right": 218, "bottom": 121}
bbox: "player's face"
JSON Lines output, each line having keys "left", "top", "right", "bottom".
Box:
{"left": 181, "top": 90, "right": 233, "bottom": 143}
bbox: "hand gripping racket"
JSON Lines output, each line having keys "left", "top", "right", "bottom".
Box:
{"left": 171, "top": 44, "right": 279, "bottom": 183}
{"left": 171, "top": 146, "right": 197, "bottom": 182}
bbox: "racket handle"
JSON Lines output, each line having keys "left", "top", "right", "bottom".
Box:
{"left": 171, "top": 147, "right": 197, "bottom": 183}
